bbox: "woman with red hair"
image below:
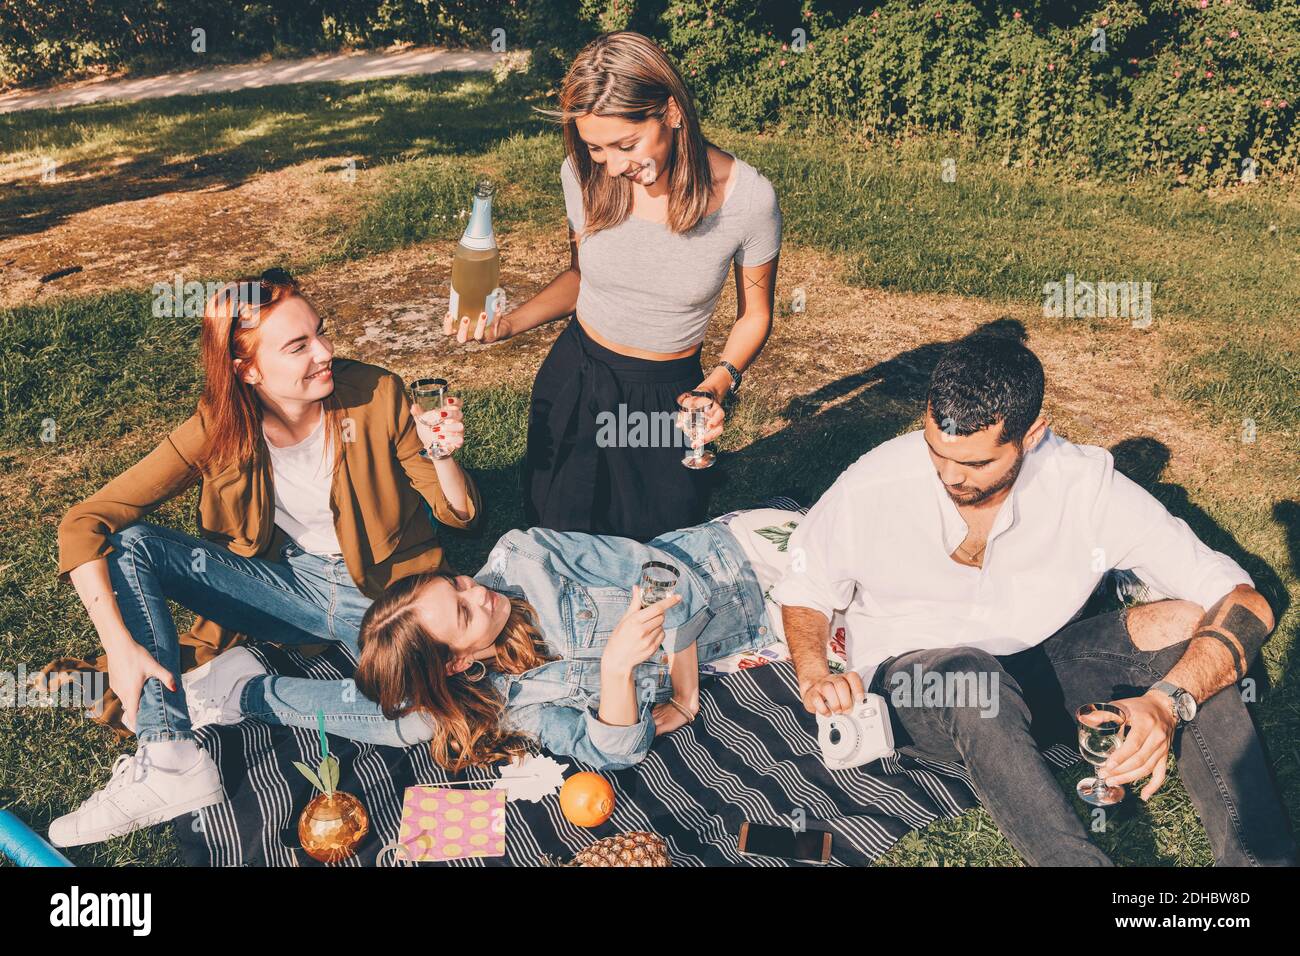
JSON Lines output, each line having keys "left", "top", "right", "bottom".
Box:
{"left": 48, "top": 269, "right": 481, "bottom": 847}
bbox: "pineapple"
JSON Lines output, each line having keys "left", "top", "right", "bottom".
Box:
{"left": 546, "top": 831, "right": 672, "bottom": 867}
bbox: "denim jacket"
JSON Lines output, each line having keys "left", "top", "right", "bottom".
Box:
{"left": 473, "top": 519, "right": 774, "bottom": 770}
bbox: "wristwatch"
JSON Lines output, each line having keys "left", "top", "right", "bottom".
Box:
{"left": 1150, "top": 680, "right": 1197, "bottom": 725}
{"left": 714, "top": 360, "right": 743, "bottom": 397}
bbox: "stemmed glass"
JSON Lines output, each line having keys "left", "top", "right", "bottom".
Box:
{"left": 1075, "top": 702, "right": 1129, "bottom": 806}
{"left": 639, "top": 561, "right": 679, "bottom": 609}
{"left": 677, "top": 390, "right": 717, "bottom": 469}
{"left": 408, "top": 377, "right": 451, "bottom": 459}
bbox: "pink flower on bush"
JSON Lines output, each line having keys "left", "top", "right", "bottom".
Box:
{"left": 1229, "top": 30, "right": 1239, "bottom": 38}
{"left": 1198, "top": 124, "right": 1207, "bottom": 133}
{"left": 782, "top": 43, "right": 788, "bottom": 51}
{"left": 1264, "top": 98, "right": 1273, "bottom": 107}
{"left": 780, "top": 59, "right": 787, "bottom": 66}
{"left": 1280, "top": 100, "right": 1290, "bottom": 108}
{"left": 1013, "top": 11, "right": 1021, "bottom": 19}
{"left": 1048, "top": 62, "right": 1055, "bottom": 71}
{"left": 1205, "top": 70, "right": 1214, "bottom": 78}
{"left": 1100, "top": 18, "right": 1108, "bottom": 26}
{"left": 1199, "top": 0, "right": 1208, "bottom": 7}
{"left": 1228, "top": 85, "right": 1237, "bottom": 93}
{"left": 1174, "top": 71, "right": 1182, "bottom": 78}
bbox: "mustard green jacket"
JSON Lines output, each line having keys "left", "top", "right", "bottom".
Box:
{"left": 57, "top": 358, "right": 481, "bottom": 653}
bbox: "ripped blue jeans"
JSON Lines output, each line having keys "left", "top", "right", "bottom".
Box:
{"left": 104, "top": 522, "right": 428, "bottom": 746}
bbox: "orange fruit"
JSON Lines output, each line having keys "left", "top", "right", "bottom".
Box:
{"left": 559, "top": 772, "right": 615, "bottom": 828}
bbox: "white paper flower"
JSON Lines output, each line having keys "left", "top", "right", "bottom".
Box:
{"left": 493, "top": 753, "right": 567, "bottom": 803}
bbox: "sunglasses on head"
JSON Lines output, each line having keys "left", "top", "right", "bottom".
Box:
{"left": 226, "top": 268, "right": 296, "bottom": 346}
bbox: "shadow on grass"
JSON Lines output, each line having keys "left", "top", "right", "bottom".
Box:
{"left": 710, "top": 316, "right": 1029, "bottom": 510}
{"left": 0, "top": 72, "right": 547, "bottom": 240}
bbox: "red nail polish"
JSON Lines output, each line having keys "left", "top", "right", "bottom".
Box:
{"left": 440, "top": 411, "right": 447, "bottom": 418}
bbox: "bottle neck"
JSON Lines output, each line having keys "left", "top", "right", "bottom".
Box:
{"left": 459, "top": 194, "right": 496, "bottom": 251}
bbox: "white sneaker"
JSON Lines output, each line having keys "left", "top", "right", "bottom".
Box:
{"left": 183, "top": 647, "right": 267, "bottom": 730}
{"left": 48, "top": 749, "right": 224, "bottom": 847}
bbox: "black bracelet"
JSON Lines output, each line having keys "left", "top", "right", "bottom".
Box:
{"left": 714, "top": 360, "right": 742, "bottom": 396}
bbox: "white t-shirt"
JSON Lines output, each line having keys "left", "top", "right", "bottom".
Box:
{"left": 263, "top": 413, "right": 342, "bottom": 556}
{"left": 770, "top": 428, "right": 1252, "bottom": 678}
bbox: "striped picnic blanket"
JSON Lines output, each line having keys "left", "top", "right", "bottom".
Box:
{"left": 175, "top": 641, "right": 1079, "bottom": 867}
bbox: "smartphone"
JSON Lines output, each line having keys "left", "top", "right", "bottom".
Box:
{"left": 737, "top": 822, "right": 832, "bottom": 864}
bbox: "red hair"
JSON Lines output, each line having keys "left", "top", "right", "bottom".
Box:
{"left": 196, "top": 271, "right": 344, "bottom": 472}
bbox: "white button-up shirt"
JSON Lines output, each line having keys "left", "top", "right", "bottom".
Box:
{"left": 770, "top": 428, "right": 1253, "bottom": 677}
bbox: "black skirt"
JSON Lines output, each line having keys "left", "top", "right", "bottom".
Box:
{"left": 523, "top": 319, "right": 711, "bottom": 542}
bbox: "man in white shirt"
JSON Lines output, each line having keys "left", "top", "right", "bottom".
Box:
{"left": 772, "top": 336, "right": 1294, "bottom": 866}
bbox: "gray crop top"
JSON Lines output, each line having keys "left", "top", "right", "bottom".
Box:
{"left": 560, "top": 150, "right": 782, "bottom": 353}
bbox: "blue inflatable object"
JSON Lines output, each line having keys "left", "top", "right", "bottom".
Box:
{"left": 0, "top": 809, "right": 72, "bottom": 867}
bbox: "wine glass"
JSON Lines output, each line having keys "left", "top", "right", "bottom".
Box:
{"left": 1075, "top": 702, "right": 1129, "bottom": 807}
{"left": 408, "top": 377, "right": 451, "bottom": 459}
{"left": 677, "top": 390, "right": 716, "bottom": 469}
{"left": 639, "top": 561, "right": 679, "bottom": 609}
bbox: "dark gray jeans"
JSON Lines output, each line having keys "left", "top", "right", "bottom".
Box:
{"left": 868, "top": 608, "right": 1297, "bottom": 866}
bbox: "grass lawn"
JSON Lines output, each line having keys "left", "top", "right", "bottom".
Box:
{"left": 1, "top": 73, "right": 1296, "bottom": 866}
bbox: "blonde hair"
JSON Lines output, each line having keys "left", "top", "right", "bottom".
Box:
{"left": 535, "top": 30, "right": 717, "bottom": 238}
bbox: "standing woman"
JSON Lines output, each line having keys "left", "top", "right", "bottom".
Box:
{"left": 446, "top": 31, "right": 782, "bottom": 541}
{"left": 48, "top": 270, "right": 481, "bottom": 847}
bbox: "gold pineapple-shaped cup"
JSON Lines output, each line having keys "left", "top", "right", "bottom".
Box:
{"left": 293, "top": 752, "right": 369, "bottom": 864}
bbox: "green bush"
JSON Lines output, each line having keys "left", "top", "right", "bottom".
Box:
{"left": 657, "top": 0, "right": 1299, "bottom": 186}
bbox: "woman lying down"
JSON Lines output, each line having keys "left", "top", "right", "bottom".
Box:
{"left": 184, "top": 508, "right": 807, "bottom": 773}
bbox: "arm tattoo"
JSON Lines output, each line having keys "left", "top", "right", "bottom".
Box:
{"left": 744, "top": 274, "right": 766, "bottom": 292}
{"left": 1194, "top": 593, "right": 1271, "bottom": 681}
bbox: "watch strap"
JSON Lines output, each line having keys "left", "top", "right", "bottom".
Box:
{"left": 715, "top": 360, "right": 742, "bottom": 396}
{"left": 1151, "top": 680, "right": 1189, "bottom": 723}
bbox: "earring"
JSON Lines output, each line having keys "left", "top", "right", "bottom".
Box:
{"left": 462, "top": 660, "right": 487, "bottom": 683}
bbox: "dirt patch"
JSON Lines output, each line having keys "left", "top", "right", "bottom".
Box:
{"left": 0, "top": 158, "right": 374, "bottom": 309}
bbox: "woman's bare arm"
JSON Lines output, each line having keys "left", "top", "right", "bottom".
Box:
{"left": 453, "top": 226, "right": 583, "bottom": 342}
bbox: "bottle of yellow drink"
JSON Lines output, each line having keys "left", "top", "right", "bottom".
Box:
{"left": 450, "top": 178, "right": 502, "bottom": 327}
